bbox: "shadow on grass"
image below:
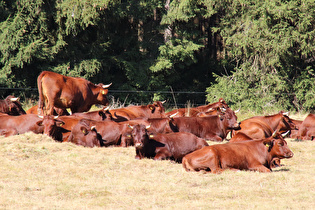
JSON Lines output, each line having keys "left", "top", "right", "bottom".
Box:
{"left": 273, "top": 168, "right": 290, "bottom": 172}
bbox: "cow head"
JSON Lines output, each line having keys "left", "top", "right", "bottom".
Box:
{"left": 68, "top": 119, "right": 102, "bottom": 147}
{"left": 37, "top": 115, "right": 65, "bottom": 141}
{"left": 220, "top": 108, "right": 240, "bottom": 130}
{"left": 263, "top": 133, "right": 294, "bottom": 159}
{"left": 98, "top": 106, "right": 113, "bottom": 121}
{"left": 129, "top": 124, "right": 151, "bottom": 149}
{"left": 147, "top": 101, "right": 166, "bottom": 118}
{"left": 277, "top": 112, "right": 298, "bottom": 133}
{"left": 5, "top": 96, "right": 26, "bottom": 115}
{"left": 95, "top": 83, "right": 112, "bottom": 106}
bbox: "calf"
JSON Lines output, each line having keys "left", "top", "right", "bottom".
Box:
{"left": 130, "top": 124, "right": 208, "bottom": 162}
{"left": 0, "top": 95, "right": 26, "bottom": 115}
{"left": 182, "top": 133, "right": 294, "bottom": 173}
{"left": 68, "top": 119, "right": 102, "bottom": 147}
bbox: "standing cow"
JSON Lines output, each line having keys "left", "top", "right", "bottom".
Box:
{"left": 37, "top": 71, "right": 111, "bottom": 115}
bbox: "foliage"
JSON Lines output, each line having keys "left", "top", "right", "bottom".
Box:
{"left": 0, "top": 0, "right": 315, "bottom": 110}
{"left": 207, "top": 0, "right": 315, "bottom": 112}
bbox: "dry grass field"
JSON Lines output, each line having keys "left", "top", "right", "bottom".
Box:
{"left": 0, "top": 112, "right": 314, "bottom": 209}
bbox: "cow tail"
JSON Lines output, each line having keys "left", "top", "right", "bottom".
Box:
{"left": 37, "top": 72, "right": 45, "bottom": 114}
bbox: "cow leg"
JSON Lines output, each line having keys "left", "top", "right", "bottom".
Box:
{"left": 154, "top": 148, "right": 172, "bottom": 160}
{"left": 250, "top": 165, "right": 271, "bottom": 173}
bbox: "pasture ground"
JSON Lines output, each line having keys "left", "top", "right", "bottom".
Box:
{"left": 0, "top": 130, "right": 314, "bottom": 209}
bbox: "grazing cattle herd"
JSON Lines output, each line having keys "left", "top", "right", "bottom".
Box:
{"left": 0, "top": 71, "right": 312, "bottom": 174}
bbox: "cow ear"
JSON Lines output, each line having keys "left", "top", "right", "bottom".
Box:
{"left": 101, "top": 89, "right": 108, "bottom": 95}
{"left": 148, "top": 105, "right": 155, "bottom": 113}
{"left": 263, "top": 139, "right": 274, "bottom": 150}
{"left": 56, "top": 120, "right": 65, "bottom": 126}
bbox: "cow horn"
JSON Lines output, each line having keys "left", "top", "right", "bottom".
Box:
{"left": 128, "top": 124, "right": 134, "bottom": 129}
{"left": 54, "top": 116, "right": 58, "bottom": 119}
{"left": 38, "top": 115, "right": 44, "bottom": 119}
{"left": 207, "top": 108, "right": 214, "bottom": 112}
{"left": 146, "top": 124, "right": 151, "bottom": 129}
{"left": 10, "top": 97, "right": 19, "bottom": 102}
{"left": 272, "top": 130, "right": 278, "bottom": 137}
{"left": 161, "top": 100, "right": 166, "bottom": 104}
{"left": 169, "top": 112, "right": 178, "bottom": 118}
{"left": 91, "top": 126, "right": 96, "bottom": 131}
{"left": 283, "top": 111, "right": 289, "bottom": 116}
{"left": 281, "top": 130, "right": 290, "bottom": 138}
{"left": 220, "top": 107, "right": 226, "bottom": 113}
{"left": 102, "top": 83, "right": 112, "bottom": 89}
{"left": 103, "top": 106, "right": 110, "bottom": 111}
{"left": 235, "top": 107, "right": 241, "bottom": 113}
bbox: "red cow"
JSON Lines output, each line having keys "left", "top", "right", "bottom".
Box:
{"left": 232, "top": 111, "right": 297, "bottom": 140}
{"left": 229, "top": 132, "right": 253, "bottom": 142}
{"left": 26, "top": 104, "right": 70, "bottom": 116}
{"left": 294, "top": 114, "right": 315, "bottom": 140}
{"left": 71, "top": 107, "right": 113, "bottom": 121}
{"left": 110, "top": 101, "right": 166, "bottom": 121}
{"left": 37, "top": 71, "right": 111, "bottom": 115}
{"left": 130, "top": 124, "right": 209, "bottom": 162}
{"left": 182, "top": 133, "right": 294, "bottom": 173}
{"left": 0, "top": 95, "right": 26, "bottom": 115}
{"left": 54, "top": 115, "right": 83, "bottom": 142}
{"left": 170, "top": 108, "right": 240, "bottom": 141}
{"left": 119, "top": 117, "right": 175, "bottom": 134}
{"left": 68, "top": 119, "right": 102, "bottom": 147}
{"left": 0, "top": 114, "right": 64, "bottom": 140}
{"left": 66, "top": 119, "right": 132, "bottom": 147}
{"left": 165, "top": 98, "right": 229, "bottom": 117}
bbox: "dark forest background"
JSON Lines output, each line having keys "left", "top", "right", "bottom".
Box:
{"left": 1, "top": 0, "right": 315, "bottom": 112}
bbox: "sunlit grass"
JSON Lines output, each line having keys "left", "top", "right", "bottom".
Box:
{"left": 0, "top": 132, "right": 314, "bottom": 209}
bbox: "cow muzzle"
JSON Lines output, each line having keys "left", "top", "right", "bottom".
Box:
{"left": 135, "top": 143, "right": 143, "bottom": 149}
{"left": 285, "top": 151, "right": 294, "bottom": 158}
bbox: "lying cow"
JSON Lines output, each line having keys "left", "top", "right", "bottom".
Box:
{"left": 182, "top": 133, "right": 294, "bottom": 173}
{"left": 71, "top": 106, "right": 113, "bottom": 121}
{"left": 66, "top": 119, "right": 132, "bottom": 147}
{"left": 294, "top": 114, "right": 315, "bottom": 140}
{"left": 118, "top": 117, "right": 175, "bottom": 134}
{"left": 110, "top": 101, "right": 166, "bottom": 122}
{"left": 37, "top": 71, "right": 112, "bottom": 115}
{"left": 0, "top": 95, "right": 26, "bottom": 115}
{"left": 170, "top": 107, "right": 240, "bottom": 141}
{"left": 0, "top": 114, "right": 64, "bottom": 140}
{"left": 232, "top": 111, "right": 297, "bottom": 139}
{"left": 166, "top": 98, "right": 229, "bottom": 117}
{"left": 67, "top": 119, "right": 102, "bottom": 147}
{"left": 26, "top": 104, "right": 70, "bottom": 116}
{"left": 130, "top": 124, "right": 208, "bottom": 162}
